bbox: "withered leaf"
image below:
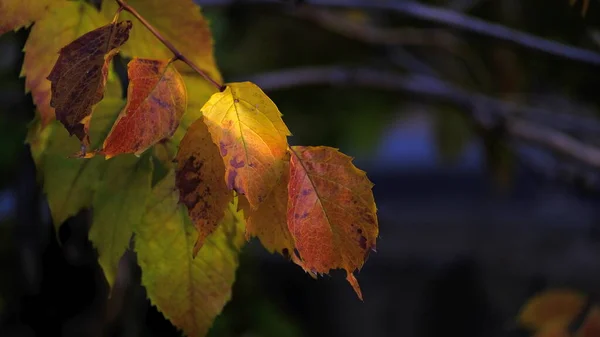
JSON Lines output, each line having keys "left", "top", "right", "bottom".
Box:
{"left": 175, "top": 118, "right": 232, "bottom": 254}
{"left": 288, "top": 146, "right": 378, "bottom": 300}
{"left": 47, "top": 20, "right": 131, "bottom": 150}
{"left": 201, "top": 82, "right": 291, "bottom": 209}
{"left": 102, "top": 58, "right": 187, "bottom": 158}
{"left": 22, "top": 1, "right": 110, "bottom": 127}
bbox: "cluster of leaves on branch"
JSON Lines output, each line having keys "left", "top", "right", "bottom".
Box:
{"left": 517, "top": 289, "right": 600, "bottom": 337}
{"left": 1, "top": 0, "right": 379, "bottom": 335}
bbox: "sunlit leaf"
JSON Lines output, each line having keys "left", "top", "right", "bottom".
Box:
{"left": 175, "top": 119, "right": 232, "bottom": 253}
{"left": 21, "top": 1, "right": 110, "bottom": 126}
{"left": 90, "top": 153, "right": 153, "bottom": 290}
{"left": 136, "top": 171, "right": 245, "bottom": 337}
{"left": 202, "top": 82, "right": 291, "bottom": 209}
{"left": 102, "top": 58, "right": 187, "bottom": 158}
{"left": 101, "top": 0, "right": 221, "bottom": 82}
{"left": 518, "top": 289, "right": 586, "bottom": 331}
{"left": 239, "top": 161, "right": 295, "bottom": 257}
{"left": 288, "top": 146, "right": 378, "bottom": 300}
{"left": 47, "top": 20, "right": 131, "bottom": 149}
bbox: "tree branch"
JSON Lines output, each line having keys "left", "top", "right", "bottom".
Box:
{"left": 117, "top": 0, "right": 224, "bottom": 90}
{"left": 240, "top": 66, "right": 600, "bottom": 169}
{"left": 200, "top": 0, "right": 600, "bottom": 66}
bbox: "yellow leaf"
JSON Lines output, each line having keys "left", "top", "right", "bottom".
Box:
{"left": 21, "top": 1, "right": 110, "bottom": 127}
{"left": 201, "top": 82, "right": 291, "bottom": 209}
{"left": 101, "top": 0, "right": 221, "bottom": 82}
{"left": 175, "top": 119, "right": 233, "bottom": 254}
{"left": 0, "top": 0, "right": 62, "bottom": 34}
{"left": 518, "top": 289, "right": 586, "bottom": 331}
{"left": 287, "top": 146, "right": 378, "bottom": 300}
{"left": 136, "top": 171, "right": 245, "bottom": 337}
{"left": 239, "top": 161, "right": 295, "bottom": 257}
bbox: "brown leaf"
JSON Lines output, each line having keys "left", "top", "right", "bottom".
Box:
{"left": 22, "top": 1, "right": 112, "bottom": 127}
{"left": 287, "top": 146, "right": 378, "bottom": 300}
{"left": 175, "top": 119, "right": 232, "bottom": 254}
{"left": 47, "top": 20, "right": 131, "bottom": 150}
{"left": 239, "top": 161, "right": 295, "bottom": 257}
{"left": 102, "top": 58, "right": 187, "bottom": 158}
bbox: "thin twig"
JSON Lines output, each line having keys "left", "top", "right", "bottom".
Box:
{"left": 240, "top": 66, "right": 600, "bottom": 169}
{"left": 116, "top": 0, "right": 224, "bottom": 90}
{"left": 201, "top": 0, "right": 600, "bottom": 66}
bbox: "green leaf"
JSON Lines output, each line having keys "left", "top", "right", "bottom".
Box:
{"left": 90, "top": 153, "right": 153, "bottom": 290}
{"left": 136, "top": 171, "right": 246, "bottom": 337}
{"left": 32, "top": 97, "right": 125, "bottom": 231}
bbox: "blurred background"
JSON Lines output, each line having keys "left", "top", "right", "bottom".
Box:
{"left": 2, "top": 0, "right": 600, "bottom": 336}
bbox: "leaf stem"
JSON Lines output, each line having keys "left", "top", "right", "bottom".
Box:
{"left": 115, "top": 0, "right": 224, "bottom": 91}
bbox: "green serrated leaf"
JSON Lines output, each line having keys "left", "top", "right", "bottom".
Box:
{"left": 136, "top": 171, "right": 245, "bottom": 337}
{"left": 34, "top": 97, "right": 125, "bottom": 231}
{"left": 90, "top": 152, "right": 153, "bottom": 291}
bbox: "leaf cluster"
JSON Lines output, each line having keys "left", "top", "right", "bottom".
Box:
{"left": 1, "top": 0, "right": 379, "bottom": 335}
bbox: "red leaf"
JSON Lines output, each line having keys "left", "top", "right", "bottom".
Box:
{"left": 287, "top": 146, "right": 378, "bottom": 300}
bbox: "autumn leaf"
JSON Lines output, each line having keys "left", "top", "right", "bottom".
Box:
{"left": 287, "top": 146, "right": 378, "bottom": 300}
{"left": 101, "top": 0, "right": 221, "bottom": 82}
{"left": 47, "top": 20, "right": 132, "bottom": 150}
{"left": 202, "top": 82, "right": 291, "bottom": 209}
{"left": 518, "top": 289, "right": 586, "bottom": 331}
{"left": 0, "top": 0, "right": 62, "bottom": 34}
{"left": 175, "top": 118, "right": 232, "bottom": 253}
{"left": 21, "top": 1, "right": 111, "bottom": 126}
{"left": 30, "top": 96, "right": 125, "bottom": 232}
{"left": 136, "top": 171, "right": 245, "bottom": 337}
{"left": 239, "top": 161, "right": 295, "bottom": 257}
{"left": 90, "top": 153, "right": 153, "bottom": 290}
{"left": 101, "top": 58, "right": 187, "bottom": 158}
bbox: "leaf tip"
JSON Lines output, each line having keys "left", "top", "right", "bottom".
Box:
{"left": 346, "top": 272, "right": 363, "bottom": 301}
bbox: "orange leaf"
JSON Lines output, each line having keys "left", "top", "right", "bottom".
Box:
{"left": 175, "top": 118, "right": 232, "bottom": 254}
{"left": 518, "top": 289, "right": 586, "bottom": 331}
{"left": 239, "top": 160, "right": 295, "bottom": 257}
{"left": 47, "top": 20, "right": 131, "bottom": 150}
{"left": 201, "top": 82, "right": 291, "bottom": 209}
{"left": 102, "top": 58, "right": 187, "bottom": 158}
{"left": 287, "top": 146, "right": 378, "bottom": 300}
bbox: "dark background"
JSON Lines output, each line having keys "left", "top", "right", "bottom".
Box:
{"left": 2, "top": 0, "right": 600, "bottom": 336}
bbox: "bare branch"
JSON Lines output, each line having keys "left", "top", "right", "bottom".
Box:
{"left": 200, "top": 0, "right": 600, "bottom": 66}
{"left": 240, "top": 66, "right": 600, "bottom": 169}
